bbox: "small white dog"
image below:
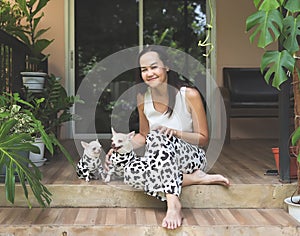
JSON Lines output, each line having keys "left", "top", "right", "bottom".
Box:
{"left": 105, "top": 128, "right": 136, "bottom": 182}
{"left": 76, "top": 139, "right": 105, "bottom": 182}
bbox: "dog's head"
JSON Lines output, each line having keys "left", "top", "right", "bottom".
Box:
{"left": 111, "top": 128, "right": 135, "bottom": 154}
{"left": 81, "top": 139, "right": 102, "bottom": 158}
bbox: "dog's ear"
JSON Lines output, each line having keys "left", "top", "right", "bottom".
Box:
{"left": 128, "top": 131, "right": 135, "bottom": 140}
{"left": 81, "top": 141, "right": 89, "bottom": 149}
{"left": 111, "top": 127, "right": 116, "bottom": 135}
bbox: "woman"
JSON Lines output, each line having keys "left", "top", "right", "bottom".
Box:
{"left": 107, "top": 46, "right": 229, "bottom": 230}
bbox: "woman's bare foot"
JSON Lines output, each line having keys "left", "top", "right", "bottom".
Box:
{"left": 183, "top": 170, "right": 230, "bottom": 187}
{"left": 194, "top": 170, "right": 230, "bottom": 186}
{"left": 162, "top": 194, "right": 183, "bottom": 230}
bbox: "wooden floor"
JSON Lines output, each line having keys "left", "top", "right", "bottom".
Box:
{"left": 1, "top": 138, "right": 300, "bottom": 235}
{"left": 39, "top": 138, "right": 289, "bottom": 185}
{"left": 0, "top": 207, "right": 299, "bottom": 236}
{"left": 0, "top": 207, "right": 297, "bottom": 227}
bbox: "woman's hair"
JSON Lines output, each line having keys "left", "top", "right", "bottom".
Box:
{"left": 136, "top": 45, "right": 192, "bottom": 117}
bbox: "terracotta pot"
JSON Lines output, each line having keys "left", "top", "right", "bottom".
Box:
{"left": 272, "top": 147, "right": 298, "bottom": 179}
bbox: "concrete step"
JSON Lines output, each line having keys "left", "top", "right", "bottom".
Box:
{"left": 0, "top": 207, "right": 299, "bottom": 236}
{"left": 0, "top": 181, "right": 297, "bottom": 209}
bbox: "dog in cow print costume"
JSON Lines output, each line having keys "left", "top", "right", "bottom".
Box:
{"left": 104, "top": 128, "right": 137, "bottom": 182}
{"left": 76, "top": 139, "right": 105, "bottom": 182}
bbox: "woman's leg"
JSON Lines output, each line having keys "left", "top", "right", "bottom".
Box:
{"left": 182, "top": 169, "right": 230, "bottom": 187}
{"left": 162, "top": 194, "right": 183, "bottom": 229}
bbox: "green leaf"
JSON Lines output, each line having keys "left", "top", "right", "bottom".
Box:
{"left": 261, "top": 50, "right": 295, "bottom": 89}
{"left": 292, "top": 126, "right": 300, "bottom": 146}
{"left": 0, "top": 119, "right": 17, "bottom": 138}
{"left": 12, "top": 93, "right": 34, "bottom": 108}
{"left": 51, "top": 134, "right": 75, "bottom": 169}
{"left": 35, "top": 27, "right": 50, "bottom": 40}
{"left": 285, "top": 0, "right": 300, "bottom": 13}
{"left": 246, "top": 9, "right": 283, "bottom": 48}
{"left": 32, "top": 14, "right": 43, "bottom": 32}
{"left": 33, "top": 0, "right": 49, "bottom": 17}
{"left": 32, "top": 39, "right": 54, "bottom": 55}
{"left": 13, "top": 30, "right": 31, "bottom": 46}
{"left": 5, "top": 161, "right": 15, "bottom": 204}
{"left": 258, "top": 0, "right": 280, "bottom": 11}
{"left": 282, "top": 15, "right": 300, "bottom": 54}
{"left": 15, "top": 0, "right": 29, "bottom": 18}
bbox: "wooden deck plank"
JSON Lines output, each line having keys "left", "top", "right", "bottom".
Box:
{"left": 126, "top": 208, "right": 137, "bottom": 224}
{"left": 74, "top": 208, "right": 98, "bottom": 225}
{"left": 229, "top": 209, "right": 255, "bottom": 226}
{"left": 95, "top": 208, "right": 107, "bottom": 225}
{"left": 13, "top": 208, "right": 43, "bottom": 225}
{"left": 33, "top": 208, "right": 62, "bottom": 224}
{"left": 182, "top": 208, "right": 198, "bottom": 225}
{"left": 144, "top": 208, "right": 158, "bottom": 225}
{"left": 0, "top": 208, "right": 26, "bottom": 225}
{"left": 190, "top": 208, "right": 213, "bottom": 226}
{"left": 215, "top": 208, "right": 240, "bottom": 225}
{"left": 0, "top": 207, "right": 299, "bottom": 227}
{"left": 116, "top": 208, "right": 127, "bottom": 225}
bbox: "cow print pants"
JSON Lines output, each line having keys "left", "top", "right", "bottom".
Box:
{"left": 124, "top": 130, "right": 207, "bottom": 201}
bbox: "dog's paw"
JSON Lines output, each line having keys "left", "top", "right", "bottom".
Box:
{"left": 100, "top": 174, "right": 106, "bottom": 180}
{"left": 104, "top": 176, "right": 111, "bottom": 183}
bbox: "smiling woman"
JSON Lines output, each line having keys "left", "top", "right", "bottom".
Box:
{"left": 73, "top": 0, "right": 206, "bottom": 136}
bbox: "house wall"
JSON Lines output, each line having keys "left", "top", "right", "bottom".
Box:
{"left": 42, "top": 0, "right": 279, "bottom": 139}
{"left": 42, "top": 0, "right": 65, "bottom": 82}
{"left": 216, "top": 0, "right": 279, "bottom": 139}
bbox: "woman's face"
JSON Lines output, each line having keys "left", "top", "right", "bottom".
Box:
{"left": 139, "top": 51, "right": 169, "bottom": 88}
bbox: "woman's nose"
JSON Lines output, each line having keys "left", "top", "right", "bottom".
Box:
{"left": 146, "top": 69, "right": 154, "bottom": 76}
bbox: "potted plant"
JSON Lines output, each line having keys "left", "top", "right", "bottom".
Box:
{"left": 0, "top": 92, "right": 76, "bottom": 207}
{"left": 0, "top": 92, "right": 51, "bottom": 207}
{"left": 246, "top": 0, "right": 300, "bottom": 221}
{"left": 23, "top": 74, "right": 84, "bottom": 158}
{"left": 3, "top": 0, "right": 54, "bottom": 92}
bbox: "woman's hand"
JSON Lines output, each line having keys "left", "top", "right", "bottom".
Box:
{"left": 156, "top": 126, "right": 180, "bottom": 139}
{"left": 104, "top": 148, "right": 113, "bottom": 171}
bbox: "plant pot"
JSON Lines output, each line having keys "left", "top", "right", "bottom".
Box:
{"left": 29, "top": 138, "right": 46, "bottom": 167}
{"left": 21, "top": 72, "right": 47, "bottom": 93}
{"left": 284, "top": 196, "right": 300, "bottom": 222}
{"left": 272, "top": 147, "right": 298, "bottom": 179}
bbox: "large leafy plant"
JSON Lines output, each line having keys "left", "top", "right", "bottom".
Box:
{"left": 0, "top": 118, "right": 52, "bottom": 208}
{"left": 0, "top": 92, "right": 76, "bottom": 207}
{"left": 246, "top": 0, "right": 300, "bottom": 165}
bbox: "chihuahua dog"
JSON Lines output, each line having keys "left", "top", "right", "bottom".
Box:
{"left": 105, "top": 128, "right": 136, "bottom": 182}
{"left": 76, "top": 139, "right": 105, "bottom": 182}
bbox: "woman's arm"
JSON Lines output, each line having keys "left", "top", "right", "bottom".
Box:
{"left": 131, "top": 93, "right": 149, "bottom": 149}
{"left": 175, "top": 87, "right": 209, "bottom": 146}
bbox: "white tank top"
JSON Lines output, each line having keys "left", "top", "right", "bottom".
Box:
{"left": 144, "top": 87, "right": 193, "bottom": 132}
